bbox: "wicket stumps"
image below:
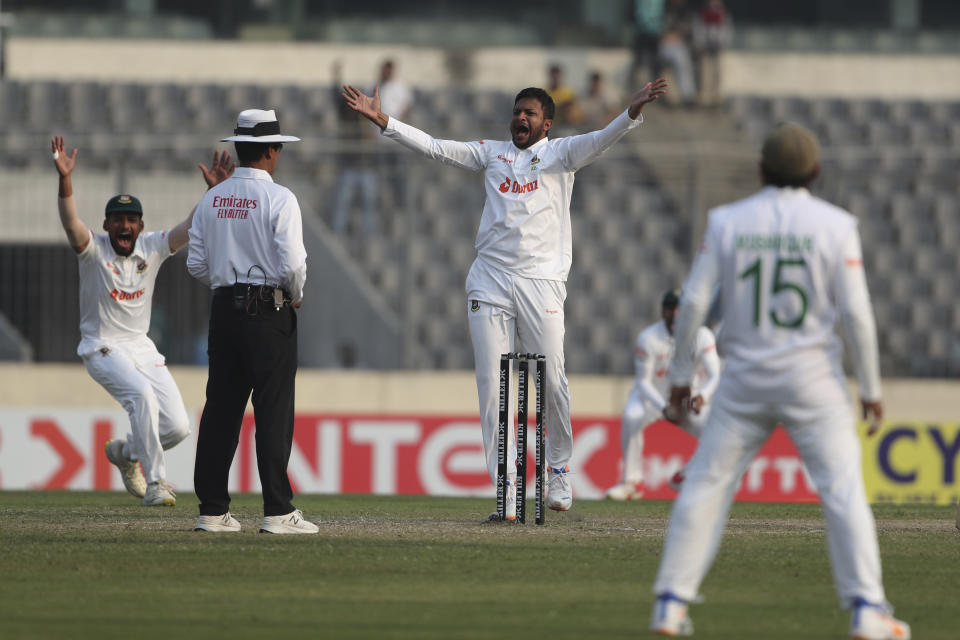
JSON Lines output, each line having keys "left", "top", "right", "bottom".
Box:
{"left": 497, "top": 352, "right": 546, "bottom": 525}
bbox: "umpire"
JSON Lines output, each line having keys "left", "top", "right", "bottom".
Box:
{"left": 187, "top": 109, "right": 317, "bottom": 534}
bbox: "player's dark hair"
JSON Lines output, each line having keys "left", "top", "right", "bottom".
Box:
{"left": 234, "top": 142, "right": 283, "bottom": 165}
{"left": 514, "top": 88, "right": 556, "bottom": 120}
{"left": 761, "top": 163, "right": 820, "bottom": 189}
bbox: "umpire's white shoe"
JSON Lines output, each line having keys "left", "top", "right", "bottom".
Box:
{"left": 260, "top": 509, "right": 319, "bottom": 534}
{"left": 650, "top": 593, "right": 694, "bottom": 636}
{"left": 849, "top": 599, "right": 911, "bottom": 639}
{"left": 104, "top": 439, "right": 146, "bottom": 499}
{"left": 142, "top": 480, "right": 176, "bottom": 507}
{"left": 547, "top": 466, "right": 573, "bottom": 511}
{"left": 194, "top": 513, "right": 241, "bottom": 532}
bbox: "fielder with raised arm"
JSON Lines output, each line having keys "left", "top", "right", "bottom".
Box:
{"left": 343, "top": 78, "right": 667, "bottom": 520}
{"left": 51, "top": 136, "right": 233, "bottom": 507}
{"left": 648, "top": 123, "right": 910, "bottom": 639}
{"left": 605, "top": 289, "right": 719, "bottom": 501}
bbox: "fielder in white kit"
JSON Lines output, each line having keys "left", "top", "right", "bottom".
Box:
{"left": 51, "top": 136, "right": 233, "bottom": 507}
{"left": 605, "top": 289, "right": 719, "bottom": 501}
{"left": 649, "top": 123, "right": 910, "bottom": 639}
{"left": 343, "top": 78, "right": 667, "bottom": 518}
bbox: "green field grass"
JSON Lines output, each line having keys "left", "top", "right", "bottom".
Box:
{"left": 0, "top": 492, "right": 956, "bottom": 639}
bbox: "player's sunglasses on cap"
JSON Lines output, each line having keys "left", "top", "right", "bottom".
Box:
{"left": 104, "top": 194, "right": 143, "bottom": 217}
{"left": 221, "top": 109, "right": 301, "bottom": 144}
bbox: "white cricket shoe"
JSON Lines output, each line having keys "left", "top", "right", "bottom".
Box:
{"left": 142, "top": 480, "right": 176, "bottom": 507}
{"left": 605, "top": 482, "right": 644, "bottom": 501}
{"left": 194, "top": 513, "right": 242, "bottom": 532}
{"left": 650, "top": 593, "right": 694, "bottom": 636}
{"left": 849, "top": 600, "right": 911, "bottom": 639}
{"left": 104, "top": 439, "right": 146, "bottom": 498}
{"left": 260, "top": 509, "right": 319, "bottom": 534}
{"left": 485, "top": 481, "right": 518, "bottom": 523}
{"left": 547, "top": 466, "right": 573, "bottom": 511}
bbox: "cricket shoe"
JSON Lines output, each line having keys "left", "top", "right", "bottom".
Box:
{"left": 605, "top": 482, "right": 644, "bottom": 501}
{"left": 104, "top": 439, "right": 146, "bottom": 498}
{"left": 260, "top": 509, "right": 320, "bottom": 534}
{"left": 849, "top": 599, "right": 910, "bottom": 639}
{"left": 194, "top": 513, "right": 241, "bottom": 532}
{"left": 547, "top": 466, "right": 573, "bottom": 511}
{"left": 650, "top": 592, "right": 694, "bottom": 636}
{"left": 487, "top": 481, "right": 518, "bottom": 522}
{"left": 142, "top": 480, "right": 176, "bottom": 507}
{"left": 668, "top": 469, "right": 686, "bottom": 491}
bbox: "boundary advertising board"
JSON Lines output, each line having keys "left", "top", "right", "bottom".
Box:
{"left": 2, "top": 409, "right": 956, "bottom": 504}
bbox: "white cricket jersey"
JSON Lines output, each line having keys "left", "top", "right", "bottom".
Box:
{"left": 187, "top": 167, "right": 307, "bottom": 303}
{"left": 633, "top": 321, "right": 720, "bottom": 414}
{"left": 383, "top": 110, "right": 642, "bottom": 280}
{"left": 76, "top": 229, "right": 172, "bottom": 357}
{"left": 670, "top": 186, "right": 882, "bottom": 406}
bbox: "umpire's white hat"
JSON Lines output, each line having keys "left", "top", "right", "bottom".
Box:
{"left": 221, "top": 109, "right": 300, "bottom": 143}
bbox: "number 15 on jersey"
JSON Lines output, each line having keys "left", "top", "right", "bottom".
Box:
{"left": 738, "top": 256, "right": 809, "bottom": 329}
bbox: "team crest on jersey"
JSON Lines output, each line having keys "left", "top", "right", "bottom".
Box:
{"left": 470, "top": 300, "right": 480, "bottom": 312}
{"left": 136, "top": 260, "right": 147, "bottom": 273}
{"left": 530, "top": 155, "right": 540, "bottom": 166}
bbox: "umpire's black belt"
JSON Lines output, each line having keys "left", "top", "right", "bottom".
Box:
{"left": 214, "top": 283, "right": 292, "bottom": 311}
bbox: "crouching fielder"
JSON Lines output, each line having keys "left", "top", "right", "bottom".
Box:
{"left": 51, "top": 136, "right": 232, "bottom": 507}
{"left": 649, "top": 123, "right": 909, "bottom": 639}
{"left": 606, "top": 289, "right": 719, "bottom": 500}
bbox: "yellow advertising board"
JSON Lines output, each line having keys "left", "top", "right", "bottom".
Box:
{"left": 862, "top": 421, "right": 960, "bottom": 505}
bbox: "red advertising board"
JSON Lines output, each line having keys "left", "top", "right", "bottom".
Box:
{"left": 0, "top": 409, "right": 821, "bottom": 502}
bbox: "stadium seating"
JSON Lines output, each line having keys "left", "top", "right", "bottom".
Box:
{"left": 1, "top": 79, "right": 958, "bottom": 376}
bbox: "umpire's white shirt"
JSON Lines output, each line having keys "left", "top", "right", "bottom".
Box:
{"left": 383, "top": 110, "right": 642, "bottom": 282}
{"left": 76, "top": 229, "right": 172, "bottom": 357}
{"left": 670, "top": 186, "right": 882, "bottom": 407}
{"left": 187, "top": 167, "right": 307, "bottom": 302}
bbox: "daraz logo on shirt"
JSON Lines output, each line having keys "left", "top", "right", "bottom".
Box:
{"left": 498, "top": 177, "right": 539, "bottom": 194}
{"left": 110, "top": 288, "right": 145, "bottom": 301}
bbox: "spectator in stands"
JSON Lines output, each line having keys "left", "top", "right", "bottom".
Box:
{"left": 546, "top": 64, "right": 584, "bottom": 131}
{"left": 375, "top": 59, "right": 413, "bottom": 211}
{"left": 660, "top": 0, "right": 697, "bottom": 107}
{"left": 50, "top": 135, "right": 232, "bottom": 508}
{"left": 582, "top": 71, "right": 622, "bottom": 131}
{"left": 331, "top": 60, "right": 380, "bottom": 235}
{"left": 630, "top": 0, "right": 666, "bottom": 89}
{"left": 692, "top": 0, "right": 733, "bottom": 108}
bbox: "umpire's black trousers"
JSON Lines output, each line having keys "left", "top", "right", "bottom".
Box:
{"left": 195, "top": 294, "right": 298, "bottom": 517}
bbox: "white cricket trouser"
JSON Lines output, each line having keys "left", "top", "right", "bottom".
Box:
{"left": 466, "top": 264, "right": 572, "bottom": 485}
{"left": 652, "top": 395, "right": 886, "bottom": 608}
{"left": 82, "top": 339, "right": 191, "bottom": 483}
{"left": 620, "top": 388, "right": 708, "bottom": 485}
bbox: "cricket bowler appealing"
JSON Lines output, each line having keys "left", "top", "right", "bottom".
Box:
{"left": 343, "top": 78, "right": 667, "bottom": 520}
